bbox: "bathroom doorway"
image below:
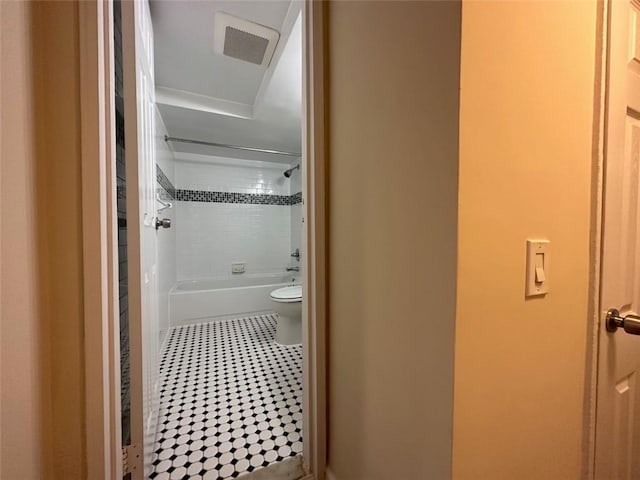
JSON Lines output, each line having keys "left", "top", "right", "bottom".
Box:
{"left": 104, "top": 1, "right": 327, "bottom": 479}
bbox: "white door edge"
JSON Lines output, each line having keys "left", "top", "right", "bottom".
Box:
{"left": 584, "top": 1, "right": 610, "bottom": 478}
{"left": 301, "top": 1, "right": 328, "bottom": 478}
{"left": 79, "top": 1, "right": 122, "bottom": 478}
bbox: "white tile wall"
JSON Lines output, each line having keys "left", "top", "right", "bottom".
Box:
{"left": 176, "top": 202, "right": 290, "bottom": 280}
{"left": 290, "top": 204, "right": 302, "bottom": 264}
{"left": 174, "top": 158, "right": 295, "bottom": 281}
{"left": 175, "top": 157, "right": 290, "bottom": 195}
{"left": 155, "top": 108, "right": 176, "bottom": 347}
{"left": 289, "top": 162, "right": 301, "bottom": 193}
{"left": 288, "top": 165, "right": 302, "bottom": 268}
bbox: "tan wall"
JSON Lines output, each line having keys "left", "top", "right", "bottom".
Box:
{"left": 34, "top": 3, "right": 86, "bottom": 477}
{"left": 327, "top": 2, "right": 461, "bottom": 478}
{"left": 454, "top": 2, "right": 597, "bottom": 479}
{"left": 0, "top": 2, "right": 85, "bottom": 478}
{"left": 0, "top": 2, "right": 52, "bottom": 477}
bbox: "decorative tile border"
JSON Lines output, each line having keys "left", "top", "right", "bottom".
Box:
{"left": 176, "top": 189, "right": 303, "bottom": 206}
{"left": 290, "top": 191, "right": 302, "bottom": 205}
{"left": 176, "top": 189, "right": 290, "bottom": 205}
{"left": 155, "top": 162, "right": 303, "bottom": 206}
{"left": 156, "top": 164, "right": 176, "bottom": 200}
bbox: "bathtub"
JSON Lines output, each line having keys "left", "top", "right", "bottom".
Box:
{"left": 169, "top": 272, "right": 299, "bottom": 326}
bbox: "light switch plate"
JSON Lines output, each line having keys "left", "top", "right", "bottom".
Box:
{"left": 526, "top": 239, "right": 550, "bottom": 297}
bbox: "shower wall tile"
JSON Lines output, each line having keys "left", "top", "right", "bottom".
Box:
{"left": 288, "top": 166, "right": 302, "bottom": 268}
{"left": 157, "top": 165, "right": 175, "bottom": 200}
{"left": 175, "top": 159, "right": 290, "bottom": 196}
{"left": 290, "top": 204, "right": 302, "bottom": 262}
{"left": 174, "top": 159, "right": 294, "bottom": 281}
{"left": 289, "top": 163, "right": 301, "bottom": 195}
{"left": 290, "top": 192, "right": 302, "bottom": 205}
{"left": 176, "top": 202, "right": 290, "bottom": 281}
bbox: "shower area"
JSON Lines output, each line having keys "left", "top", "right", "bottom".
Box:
{"left": 114, "top": 0, "right": 306, "bottom": 478}
{"left": 166, "top": 154, "right": 302, "bottom": 326}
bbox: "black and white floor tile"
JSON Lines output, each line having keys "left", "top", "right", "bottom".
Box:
{"left": 150, "top": 314, "right": 303, "bottom": 480}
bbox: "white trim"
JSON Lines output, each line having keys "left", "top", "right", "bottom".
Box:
{"left": 0, "top": 1, "right": 3, "bottom": 472}
{"left": 79, "top": 1, "right": 121, "bottom": 478}
{"left": 583, "top": 1, "right": 608, "bottom": 477}
{"left": 155, "top": 85, "right": 253, "bottom": 119}
{"left": 104, "top": 2, "right": 123, "bottom": 476}
{"left": 301, "top": 1, "right": 327, "bottom": 478}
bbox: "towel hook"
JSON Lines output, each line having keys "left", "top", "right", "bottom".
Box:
{"left": 156, "top": 194, "right": 173, "bottom": 213}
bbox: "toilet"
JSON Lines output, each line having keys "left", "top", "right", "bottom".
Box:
{"left": 270, "top": 285, "right": 302, "bottom": 345}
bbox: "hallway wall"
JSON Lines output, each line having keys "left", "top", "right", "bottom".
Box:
{"left": 454, "top": 2, "right": 598, "bottom": 479}
{"left": 1, "top": 2, "right": 86, "bottom": 478}
{"left": 326, "top": 1, "right": 461, "bottom": 478}
{"left": 0, "top": 2, "right": 52, "bottom": 477}
{"left": 32, "top": 2, "right": 86, "bottom": 477}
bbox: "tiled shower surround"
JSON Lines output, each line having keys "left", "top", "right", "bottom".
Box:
{"left": 173, "top": 158, "right": 302, "bottom": 282}
{"left": 157, "top": 164, "right": 177, "bottom": 200}
{"left": 150, "top": 315, "right": 303, "bottom": 479}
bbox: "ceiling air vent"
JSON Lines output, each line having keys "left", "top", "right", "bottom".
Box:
{"left": 214, "top": 12, "right": 280, "bottom": 67}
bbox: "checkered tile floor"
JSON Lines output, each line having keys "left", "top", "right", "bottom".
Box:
{"left": 150, "top": 315, "right": 303, "bottom": 479}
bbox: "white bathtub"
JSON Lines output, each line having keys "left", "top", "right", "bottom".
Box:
{"left": 169, "top": 272, "right": 299, "bottom": 326}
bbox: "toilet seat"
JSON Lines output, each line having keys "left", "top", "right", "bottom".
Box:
{"left": 270, "top": 285, "right": 302, "bottom": 303}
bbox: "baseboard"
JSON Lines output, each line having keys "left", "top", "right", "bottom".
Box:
{"left": 236, "top": 456, "right": 305, "bottom": 479}
{"left": 170, "top": 309, "right": 274, "bottom": 328}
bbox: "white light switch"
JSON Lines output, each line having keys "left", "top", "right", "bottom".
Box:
{"left": 535, "top": 266, "right": 546, "bottom": 283}
{"left": 526, "top": 239, "right": 550, "bottom": 297}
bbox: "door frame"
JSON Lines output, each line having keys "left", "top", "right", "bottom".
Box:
{"left": 79, "top": 1, "right": 122, "bottom": 478}
{"left": 584, "top": 0, "right": 625, "bottom": 477}
{"left": 79, "top": 1, "right": 328, "bottom": 478}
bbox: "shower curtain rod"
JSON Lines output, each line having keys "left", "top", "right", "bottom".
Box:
{"left": 164, "top": 135, "right": 301, "bottom": 157}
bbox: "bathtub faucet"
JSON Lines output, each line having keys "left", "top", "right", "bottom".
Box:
{"left": 286, "top": 266, "right": 300, "bottom": 272}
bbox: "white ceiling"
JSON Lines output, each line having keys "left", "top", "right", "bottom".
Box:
{"left": 150, "top": 0, "right": 302, "bottom": 163}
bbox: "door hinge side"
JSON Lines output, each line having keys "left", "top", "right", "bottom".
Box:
{"left": 122, "top": 443, "right": 141, "bottom": 476}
